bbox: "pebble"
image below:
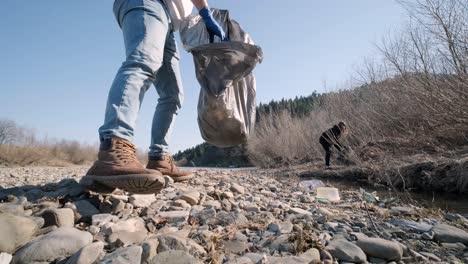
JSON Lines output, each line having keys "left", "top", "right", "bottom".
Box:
{"left": 325, "top": 239, "right": 367, "bottom": 263}
{"left": 289, "top": 207, "right": 312, "bottom": 215}
{"left": 150, "top": 250, "right": 200, "bottom": 264}
{"left": 73, "top": 200, "right": 100, "bottom": 219}
{"left": 65, "top": 241, "right": 104, "bottom": 264}
{"left": 230, "top": 183, "right": 245, "bottom": 194}
{"left": 129, "top": 194, "right": 156, "bottom": 208}
{"left": 101, "top": 245, "right": 142, "bottom": 264}
{"left": 178, "top": 190, "right": 200, "bottom": 206}
{"left": 0, "top": 253, "right": 12, "bottom": 264}
{"left": 157, "top": 234, "right": 207, "bottom": 257}
{"left": 41, "top": 208, "right": 75, "bottom": 227}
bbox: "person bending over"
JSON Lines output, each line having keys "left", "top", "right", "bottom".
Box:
{"left": 319, "top": 121, "right": 349, "bottom": 168}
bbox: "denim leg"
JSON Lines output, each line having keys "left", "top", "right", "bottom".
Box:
{"left": 148, "top": 31, "right": 184, "bottom": 157}
{"left": 99, "top": 0, "right": 169, "bottom": 142}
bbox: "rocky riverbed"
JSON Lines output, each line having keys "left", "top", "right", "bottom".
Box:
{"left": 0, "top": 166, "right": 468, "bottom": 264}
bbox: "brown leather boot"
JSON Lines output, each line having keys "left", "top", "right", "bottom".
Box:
{"left": 147, "top": 154, "right": 194, "bottom": 182}
{"left": 81, "top": 138, "right": 165, "bottom": 194}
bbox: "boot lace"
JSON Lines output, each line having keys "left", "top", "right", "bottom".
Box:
{"left": 166, "top": 155, "right": 175, "bottom": 172}
{"left": 115, "top": 140, "right": 137, "bottom": 163}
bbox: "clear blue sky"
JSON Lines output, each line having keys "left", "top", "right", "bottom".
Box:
{"left": 0, "top": 0, "right": 407, "bottom": 153}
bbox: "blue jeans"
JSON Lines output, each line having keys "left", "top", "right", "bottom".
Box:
{"left": 99, "top": 0, "right": 184, "bottom": 157}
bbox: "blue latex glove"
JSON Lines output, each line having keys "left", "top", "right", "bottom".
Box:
{"left": 199, "top": 6, "right": 228, "bottom": 43}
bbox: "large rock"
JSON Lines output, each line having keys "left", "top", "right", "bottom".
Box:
{"left": 41, "top": 208, "right": 75, "bottom": 227}
{"left": 325, "top": 239, "right": 367, "bottom": 263}
{"left": 12, "top": 227, "right": 93, "bottom": 264}
{"left": 66, "top": 241, "right": 104, "bottom": 264}
{"left": 150, "top": 250, "right": 201, "bottom": 264}
{"left": 0, "top": 213, "right": 41, "bottom": 253}
{"left": 157, "top": 234, "right": 207, "bottom": 257}
{"left": 101, "top": 245, "right": 142, "bottom": 264}
{"left": 432, "top": 224, "right": 468, "bottom": 244}
{"left": 356, "top": 236, "right": 403, "bottom": 261}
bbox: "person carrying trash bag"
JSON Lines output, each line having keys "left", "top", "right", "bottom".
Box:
{"left": 319, "top": 121, "right": 350, "bottom": 168}
{"left": 179, "top": 9, "right": 263, "bottom": 147}
{"left": 83, "top": 0, "right": 228, "bottom": 194}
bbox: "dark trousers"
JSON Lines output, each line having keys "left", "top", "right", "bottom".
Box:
{"left": 319, "top": 137, "right": 332, "bottom": 166}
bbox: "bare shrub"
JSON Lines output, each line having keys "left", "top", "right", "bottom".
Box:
{"left": 248, "top": 0, "right": 468, "bottom": 168}
{"left": 0, "top": 120, "right": 98, "bottom": 166}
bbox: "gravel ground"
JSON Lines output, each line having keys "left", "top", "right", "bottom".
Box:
{"left": 0, "top": 166, "right": 467, "bottom": 263}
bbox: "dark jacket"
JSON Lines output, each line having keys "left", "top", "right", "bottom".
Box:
{"left": 319, "top": 125, "right": 345, "bottom": 151}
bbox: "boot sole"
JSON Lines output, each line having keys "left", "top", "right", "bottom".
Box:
{"left": 171, "top": 173, "right": 194, "bottom": 182}
{"left": 80, "top": 174, "right": 165, "bottom": 194}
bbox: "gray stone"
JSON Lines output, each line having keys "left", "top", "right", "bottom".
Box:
{"left": 12, "top": 227, "right": 92, "bottom": 264}
{"left": 102, "top": 218, "right": 148, "bottom": 247}
{"left": 150, "top": 250, "right": 201, "bottom": 264}
{"left": 268, "top": 222, "right": 294, "bottom": 234}
{"left": 223, "top": 240, "right": 247, "bottom": 254}
{"left": 225, "top": 257, "right": 254, "bottom": 264}
{"left": 289, "top": 208, "right": 312, "bottom": 215}
{"left": 389, "top": 219, "right": 432, "bottom": 232}
{"left": 0, "top": 213, "right": 41, "bottom": 254}
{"left": 299, "top": 248, "right": 321, "bottom": 263}
{"left": 0, "top": 253, "right": 12, "bottom": 264}
{"left": 441, "top": 242, "right": 466, "bottom": 250}
{"left": 66, "top": 241, "right": 104, "bottom": 264}
{"left": 92, "top": 213, "right": 118, "bottom": 227}
{"left": 243, "top": 253, "right": 267, "bottom": 263}
{"left": 390, "top": 206, "right": 415, "bottom": 215}
{"left": 157, "top": 234, "right": 207, "bottom": 257}
{"left": 368, "top": 257, "right": 387, "bottom": 264}
{"left": 203, "top": 200, "right": 222, "bottom": 210}
{"left": 73, "top": 200, "right": 99, "bottom": 219}
{"left": 142, "top": 238, "right": 159, "bottom": 264}
{"left": 178, "top": 190, "right": 200, "bottom": 206}
{"left": 269, "top": 256, "right": 310, "bottom": 264}
{"left": 421, "top": 231, "right": 434, "bottom": 240}
{"left": 269, "top": 234, "right": 295, "bottom": 253}
{"left": 325, "top": 239, "right": 367, "bottom": 263}
{"left": 0, "top": 200, "right": 24, "bottom": 215}
{"left": 356, "top": 236, "right": 403, "bottom": 261}
{"left": 419, "top": 252, "right": 441, "bottom": 262}
{"left": 129, "top": 194, "right": 156, "bottom": 208}
{"left": 230, "top": 183, "right": 245, "bottom": 194}
{"left": 156, "top": 211, "right": 190, "bottom": 223}
{"left": 41, "top": 208, "right": 75, "bottom": 227}
{"left": 432, "top": 224, "right": 468, "bottom": 244}
{"left": 222, "top": 191, "right": 234, "bottom": 199}
{"left": 101, "top": 245, "right": 142, "bottom": 264}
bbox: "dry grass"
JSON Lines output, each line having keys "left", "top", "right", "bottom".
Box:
{"left": 248, "top": 0, "right": 468, "bottom": 170}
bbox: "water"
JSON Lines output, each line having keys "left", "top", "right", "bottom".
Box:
{"left": 328, "top": 180, "right": 468, "bottom": 214}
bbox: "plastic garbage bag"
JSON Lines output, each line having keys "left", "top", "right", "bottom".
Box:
{"left": 179, "top": 9, "right": 263, "bottom": 147}
{"left": 298, "top": 180, "right": 325, "bottom": 192}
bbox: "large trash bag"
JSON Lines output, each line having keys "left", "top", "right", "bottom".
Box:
{"left": 179, "top": 9, "right": 263, "bottom": 147}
